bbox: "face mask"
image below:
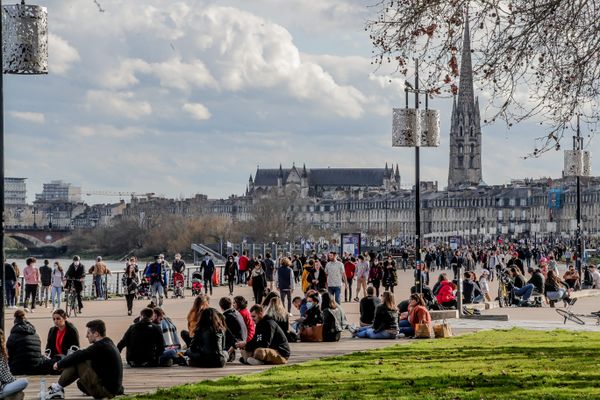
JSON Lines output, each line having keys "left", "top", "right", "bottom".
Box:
{"left": 74, "top": 262, "right": 80, "bottom": 266}
{"left": 306, "top": 302, "right": 315, "bottom": 310}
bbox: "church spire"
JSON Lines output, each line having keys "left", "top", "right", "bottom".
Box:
{"left": 458, "top": 9, "right": 474, "bottom": 106}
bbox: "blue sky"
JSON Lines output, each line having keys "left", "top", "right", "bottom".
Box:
{"left": 4, "top": 0, "right": 594, "bottom": 204}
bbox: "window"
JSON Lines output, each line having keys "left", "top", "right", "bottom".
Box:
{"left": 470, "top": 143, "right": 474, "bottom": 154}
{"left": 469, "top": 157, "right": 474, "bottom": 168}
{"left": 460, "top": 126, "right": 463, "bottom": 136}
{"left": 459, "top": 145, "right": 464, "bottom": 154}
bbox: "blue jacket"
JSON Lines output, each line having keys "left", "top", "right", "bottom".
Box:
{"left": 277, "top": 266, "right": 294, "bottom": 291}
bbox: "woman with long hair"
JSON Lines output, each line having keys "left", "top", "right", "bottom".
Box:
{"left": 265, "top": 295, "right": 289, "bottom": 335}
{"left": 181, "top": 294, "right": 210, "bottom": 346}
{"left": 321, "top": 292, "right": 345, "bottom": 342}
{"left": 0, "top": 329, "right": 28, "bottom": 398}
{"left": 352, "top": 291, "right": 398, "bottom": 339}
{"left": 250, "top": 261, "right": 267, "bottom": 305}
{"left": 45, "top": 309, "right": 80, "bottom": 360}
{"left": 122, "top": 261, "right": 140, "bottom": 316}
{"left": 50, "top": 261, "right": 64, "bottom": 310}
{"left": 187, "top": 308, "right": 228, "bottom": 368}
{"left": 545, "top": 270, "right": 572, "bottom": 307}
{"left": 398, "top": 293, "right": 432, "bottom": 337}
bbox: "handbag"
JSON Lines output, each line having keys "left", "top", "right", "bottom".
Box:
{"left": 433, "top": 320, "right": 453, "bottom": 338}
{"left": 414, "top": 322, "right": 433, "bottom": 339}
{"left": 300, "top": 324, "right": 323, "bottom": 342}
{"left": 248, "top": 277, "right": 253, "bottom": 287}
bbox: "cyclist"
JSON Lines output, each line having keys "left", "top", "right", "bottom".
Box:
{"left": 65, "top": 256, "right": 85, "bottom": 313}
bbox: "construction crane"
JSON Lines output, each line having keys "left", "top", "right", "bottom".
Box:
{"left": 83, "top": 191, "right": 156, "bottom": 199}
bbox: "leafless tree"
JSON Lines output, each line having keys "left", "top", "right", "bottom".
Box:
{"left": 367, "top": 0, "right": 599, "bottom": 156}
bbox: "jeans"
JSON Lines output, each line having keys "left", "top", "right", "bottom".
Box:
{"left": 280, "top": 289, "right": 292, "bottom": 313}
{"left": 40, "top": 285, "right": 51, "bottom": 305}
{"left": 151, "top": 282, "right": 164, "bottom": 306}
{"left": 547, "top": 288, "right": 567, "bottom": 301}
{"left": 24, "top": 284, "right": 38, "bottom": 309}
{"left": 355, "top": 326, "right": 396, "bottom": 339}
{"left": 513, "top": 284, "right": 534, "bottom": 301}
{"left": 238, "top": 270, "right": 246, "bottom": 284}
{"left": 0, "top": 377, "right": 28, "bottom": 397}
{"left": 159, "top": 349, "right": 178, "bottom": 366}
{"left": 328, "top": 286, "right": 341, "bottom": 305}
{"left": 94, "top": 275, "right": 104, "bottom": 298}
{"left": 344, "top": 280, "right": 353, "bottom": 302}
{"left": 4, "top": 280, "right": 15, "bottom": 307}
{"left": 398, "top": 319, "right": 415, "bottom": 336}
{"left": 51, "top": 286, "right": 62, "bottom": 309}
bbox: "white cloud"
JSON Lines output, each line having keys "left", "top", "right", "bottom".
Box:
{"left": 182, "top": 103, "right": 211, "bottom": 121}
{"left": 8, "top": 111, "right": 45, "bottom": 124}
{"left": 71, "top": 124, "right": 145, "bottom": 139}
{"left": 48, "top": 33, "right": 80, "bottom": 75}
{"left": 86, "top": 90, "right": 152, "bottom": 120}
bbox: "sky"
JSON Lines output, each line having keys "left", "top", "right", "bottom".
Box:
{"left": 4, "top": 0, "right": 597, "bottom": 204}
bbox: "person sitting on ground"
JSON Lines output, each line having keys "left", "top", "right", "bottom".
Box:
{"left": 462, "top": 272, "right": 483, "bottom": 304}
{"left": 321, "top": 292, "right": 346, "bottom": 342}
{"left": 186, "top": 308, "right": 228, "bottom": 368}
{"left": 46, "top": 320, "right": 123, "bottom": 400}
{"left": 236, "top": 305, "right": 290, "bottom": 365}
{"left": 545, "top": 270, "right": 572, "bottom": 308}
{"left": 590, "top": 265, "right": 600, "bottom": 289}
{"left": 233, "top": 296, "right": 255, "bottom": 342}
{"left": 265, "top": 295, "right": 295, "bottom": 341}
{"left": 46, "top": 309, "right": 80, "bottom": 361}
{"left": 563, "top": 265, "right": 580, "bottom": 290}
{"left": 527, "top": 267, "right": 546, "bottom": 295}
{"left": 152, "top": 307, "right": 181, "bottom": 351}
{"left": 219, "top": 297, "right": 247, "bottom": 363}
{"left": 301, "top": 293, "right": 323, "bottom": 328}
{"left": 510, "top": 267, "right": 536, "bottom": 303}
{"left": 117, "top": 308, "right": 172, "bottom": 367}
{"left": 7, "top": 310, "right": 52, "bottom": 375}
{"left": 398, "top": 294, "right": 432, "bottom": 337}
{"left": 352, "top": 291, "right": 398, "bottom": 339}
{"left": 435, "top": 274, "right": 457, "bottom": 309}
{"left": 0, "top": 329, "right": 28, "bottom": 399}
{"left": 409, "top": 284, "right": 435, "bottom": 309}
{"left": 261, "top": 290, "right": 280, "bottom": 308}
{"left": 359, "top": 286, "right": 381, "bottom": 326}
{"left": 181, "top": 294, "right": 210, "bottom": 347}
{"left": 291, "top": 295, "right": 308, "bottom": 333}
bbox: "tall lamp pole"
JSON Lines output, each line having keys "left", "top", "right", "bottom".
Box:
{"left": 1, "top": 1, "right": 48, "bottom": 331}
{"left": 392, "top": 59, "right": 440, "bottom": 294}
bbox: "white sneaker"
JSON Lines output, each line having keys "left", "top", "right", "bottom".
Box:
{"left": 47, "top": 384, "right": 65, "bottom": 399}
{"left": 246, "top": 357, "right": 264, "bottom": 365}
{"left": 24, "top": 307, "right": 31, "bottom": 313}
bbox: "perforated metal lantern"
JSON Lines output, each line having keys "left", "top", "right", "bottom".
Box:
{"left": 564, "top": 150, "right": 583, "bottom": 176}
{"left": 392, "top": 108, "right": 420, "bottom": 147}
{"left": 420, "top": 109, "right": 440, "bottom": 147}
{"left": 2, "top": 3, "right": 48, "bottom": 74}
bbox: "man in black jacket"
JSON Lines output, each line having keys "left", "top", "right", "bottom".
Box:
{"left": 47, "top": 320, "right": 123, "bottom": 399}
{"left": 528, "top": 267, "right": 546, "bottom": 294}
{"left": 1, "top": 259, "right": 17, "bottom": 307}
{"left": 462, "top": 272, "right": 483, "bottom": 304}
{"left": 236, "top": 305, "right": 290, "bottom": 365}
{"left": 65, "top": 256, "right": 85, "bottom": 312}
{"left": 219, "top": 297, "right": 247, "bottom": 362}
{"left": 40, "top": 259, "right": 53, "bottom": 308}
{"left": 117, "top": 308, "right": 171, "bottom": 367}
{"left": 201, "top": 253, "right": 215, "bottom": 295}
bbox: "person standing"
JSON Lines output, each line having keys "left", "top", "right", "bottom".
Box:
{"left": 201, "top": 253, "right": 215, "bottom": 295}
{"left": 1, "top": 259, "right": 17, "bottom": 309}
{"left": 264, "top": 252, "right": 275, "bottom": 292}
{"left": 382, "top": 256, "right": 398, "bottom": 293}
{"left": 275, "top": 258, "right": 294, "bottom": 313}
{"left": 250, "top": 261, "right": 267, "bottom": 305}
{"left": 238, "top": 251, "right": 249, "bottom": 285}
{"left": 354, "top": 255, "right": 369, "bottom": 301}
{"left": 90, "top": 256, "right": 111, "bottom": 300}
{"left": 65, "top": 256, "right": 86, "bottom": 313}
{"left": 122, "top": 262, "right": 140, "bottom": 316}
{"left": 225, "top": 256, "right": 238, "bottom": 296}
{"left": 325, "top": 252, "right": 347, "bottom": 305}
{"left": 39, "top": 259, "right": 52, "bottom": 308}
{"left": 23, "top": 257, "right": 39, "bottom": 313}
{"left": 343, "top": 256, "right": 356, "bottom": 302}
{"left": 50, "top": 262, "right": 65, "bottom": 310}
{"left": 46, "top": 320, "right": 124, "bottom": 399}
{"left": 368, "top": 259, "right": 383, "bottom": 297}
{"left": 146, "top": 255, "right": 165, "bottom": 306}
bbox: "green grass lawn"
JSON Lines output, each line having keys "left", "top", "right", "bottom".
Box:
{"left": 132, "top": 329, "right": 600, "bottom": 400}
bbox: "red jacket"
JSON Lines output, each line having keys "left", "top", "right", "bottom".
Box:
{"left": 436, "top": 281, "right": 456, "bottom": 304}
{"left": 239, "top": 308, "right": 255, "bottom": 341}
{"left": 409, "top": 305, "right": 431, "bottom": 329}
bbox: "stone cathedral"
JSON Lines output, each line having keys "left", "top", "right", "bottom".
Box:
{"left": 448, "top": 17, "right": 483, "bottom": 189}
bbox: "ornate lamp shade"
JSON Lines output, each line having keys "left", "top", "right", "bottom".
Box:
{"left": 564, "top": 149, "right": 591, "bottom": 177}
{"left": 420, "top": 109, "right": 440, "bottom": 147}
{"left": 2, "top": 3, "right": 48, "bottom": 74}
{"left": 392, "top": 108, "right": 420, "bottom": 147}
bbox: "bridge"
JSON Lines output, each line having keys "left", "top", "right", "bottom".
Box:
{"left": 5, "top": 227, "right": 72, "bottom": 249}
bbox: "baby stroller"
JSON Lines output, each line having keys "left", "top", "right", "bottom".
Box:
{"left": 191, "top": 271, "right": 203, "bottom": 296}
{"left": 173, "top": 272, "right": 185, "bottom": 298}
{"left": 137, "top": 277, "right": 151, "bottom": 300}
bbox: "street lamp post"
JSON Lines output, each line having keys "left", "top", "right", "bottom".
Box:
{"left": 1, "top": 1, "right": 48, "bottom": 331}
{"left": 392, "top": 60, "right": 441, "bottom": 293}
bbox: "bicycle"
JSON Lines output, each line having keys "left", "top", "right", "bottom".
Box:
{"left": 555, "top": 298, "right": 600, "bottom": 325}
{"left": 64, "top": 279, "right": 83, "bottom": 318}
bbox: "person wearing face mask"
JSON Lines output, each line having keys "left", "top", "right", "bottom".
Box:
{"left": 300, "top": 293, "right": 323, "bottom": 328}
{"left": 201, "top": 253, "right": 216, "bottom": 295}
{"left": 65, "top": 256, "right": 86, "bottom": 313}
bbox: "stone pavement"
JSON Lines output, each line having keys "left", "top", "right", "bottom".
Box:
{"left": 8, "top": 266, "right": 600, "bottom": 399}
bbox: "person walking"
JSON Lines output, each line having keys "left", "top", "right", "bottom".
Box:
{"left": 23, "top": 257, "right": 40, "bottom": 313}
{"left": 225, "top": 256, "right": 238, "bottom": 296}
{"left": 343, "top": 256, "right": 356, "bottom": 303}
{"left": 1, "top": 259, "right": 17, "bottom": 309}
{"left": 250, "top": 261, "right": 267, "bottom": 305}
{"left": 201, "top": 253, "right": 216, "bottom": 295}
{"left": 122, "top": 262, "right": 140, "bottom": 316}
{"left": 382, "top": 256, "right": 398, "bottom": 293}
{"left": 50, "top": 262, "right": 65, "bottom": 311}
{"left": 275, "top": 258, "right": 294, "bottom": 313}
{"left": 325, "top": 252, "right": 347, "bottom": 305}
{"left": 264, "top": 252, "right": 275, "bottom": 292}
{"left": 146, "top": 255, "right": 165, "bottom": 306}
{"left": 39, "top": 259, "right": 52, "bottom": 308}
{"left": 354, "top": 255, "right": 369, "bottom": 301}
{"left": 368, "top": 259, "right": 384, "bottom": 297}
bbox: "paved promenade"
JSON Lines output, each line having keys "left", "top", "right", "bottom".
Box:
{"left": 8, "top": 266, "right": 600, "bottom": 398}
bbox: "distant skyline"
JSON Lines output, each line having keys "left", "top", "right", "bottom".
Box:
{"left": 4, "top": 0, "right": 596, "bottom": 204}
